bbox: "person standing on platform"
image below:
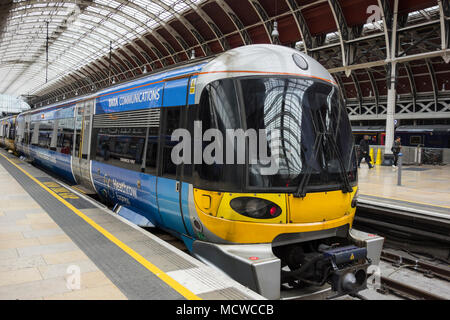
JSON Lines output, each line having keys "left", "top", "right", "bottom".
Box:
{"left": 358, "top": 135, "right": 373, "bottom": 169}
{"left": 392, "top": 136, "right": 402, "bottom": 168}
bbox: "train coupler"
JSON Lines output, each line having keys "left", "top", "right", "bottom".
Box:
{"left": 323, "top": 245, "right": 370, "bottom": 297}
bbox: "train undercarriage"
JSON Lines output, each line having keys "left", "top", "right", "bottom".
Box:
{"left": 192, "top": 227, "right": 384, "bottom": 299}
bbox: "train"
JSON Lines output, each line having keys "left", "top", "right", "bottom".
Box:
{"left": 0, "top": 44, "right": 383, "bottom": 299}
{"left": 0, "top": 115, "right": 17, "bottom": 153}
{"left": 352, "top": 125, "right": 450, "bottom": 148}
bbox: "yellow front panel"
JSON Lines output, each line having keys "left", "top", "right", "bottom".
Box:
{"left": 193, "top": 187, "right": 357, "bottom": 244}
{"left": 217, "top": 193, "right": 287, "bottom": 224}
{"left": 195, "top": 207, "right": 355, "bottom": 243}
{"left": 287, "top": 188, "right": 357, "bottom": 223}
{"left": 193, "top": 189, "right": 224, "bottom": 217}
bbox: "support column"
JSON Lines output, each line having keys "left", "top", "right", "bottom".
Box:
{"left": 383, "top": 63, "right": 397, "bottom": 165}
{"left": 383, "top": 0, "right": 398, "bottom": 165}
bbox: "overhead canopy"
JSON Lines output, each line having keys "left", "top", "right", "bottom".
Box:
{"left": 0, "top": 94, "right": 31, "bottom": 115}
{"left": 0, "top": 0, "right": 448, "bottom": 110}
{"left": 0, "top": 0, "right": 204, "bottom": 95}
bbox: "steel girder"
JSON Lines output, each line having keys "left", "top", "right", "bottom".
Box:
{"left": 215, "top": 0, "right": 251, "bottom": 46}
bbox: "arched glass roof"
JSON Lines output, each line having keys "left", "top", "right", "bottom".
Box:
{"left": 0, "top": 0, "right": 204, "bottom": 96}
{"left": 0, "top": 0, "right": 448, "bottom": 108}
{"left": 0, "top": 94, "right": 31, "bottom": 115}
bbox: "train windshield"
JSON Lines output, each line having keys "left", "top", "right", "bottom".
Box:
{"left": 240, "top": 77, "right": 357, "bottom": 191}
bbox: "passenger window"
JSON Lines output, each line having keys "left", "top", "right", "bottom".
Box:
{"left": 74, "top": 107, "right": 83, "bottom": 157}
{"left": 56, "top": 118, "right": 74, "bottom": 154}
{"left": 193, "top": 80, "right": 243, "bottom": 190}
{"left": 410, "top": 135, "right": 422, "bottom": 145}
{"left": 161, "top": 107, "right": 181, "bottom": 178}
{"left": 30, "top": 122, "right": 38, "bottom": 145}
{"left": 95, "top": 127, "right": 146, "bottom": 172}
{"left": 38, "top": 120, "right": 53, "bottom": 149}
{"left": 145, "top": 127, "right": 159, "bottom": 175}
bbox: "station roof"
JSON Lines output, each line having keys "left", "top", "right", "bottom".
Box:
{"left": 0, "top": 0, "right": 448, "bottom": 107}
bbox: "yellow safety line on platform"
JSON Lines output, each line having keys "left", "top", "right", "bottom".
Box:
{"left": 70, "top": 185, "right": 87, "bottom": 194}
{"left": 0, "top": 152, "right": 201, "bottom": 300}
{"left": 359, "top": 192, "right": 450, "bottom": 210}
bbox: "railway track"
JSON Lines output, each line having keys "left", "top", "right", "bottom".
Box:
{"left": 381, "top": 250, "right": 450, "bottom": 281}
{"left": 379, "top": 276, "right": 445, "bottom": 300}
{"left": 354, "top": 206, "right": 450, "bottom": 300}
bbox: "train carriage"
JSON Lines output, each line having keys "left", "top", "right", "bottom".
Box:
{"left": 11, "top": 45, "right": 382, "bottom": 299}
{"left": 0, "top": 115, "right": 17, "bottom": 154}
{"left": 352, "top": 125, "right": 450, "bottom": 148}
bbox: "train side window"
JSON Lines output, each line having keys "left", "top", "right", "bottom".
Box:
{"left": 95, "top": 127, "right": 146, "bottom": 172}
{"left": 30, "top": 122, "right": 38, "bottom": 145}
{"left": 8, "top": 122, "right": 15, "bottom": 140}
{"left": 56, "top": 118, "right": 74, "bottom": 154}
{"left": 23, "top": 120, "right": 30, "bottom": 144}
{"left": 181, "top": 105, "right": 197, "bottom": 182}
{"left": 38, "top": 120, "right": 52, "bottom": 149}
{"left": 410, "top": 135, "right": 422, "bottom": 145}
{"left": 37, "top": 120, "right": 54, "bottom": 149}
{"left": 145, "top": 127, "right": 159, "bottom": 175}
{"left": 193, "top": 80, "right": 243, "bottom": 191}
{"left": 160, "top": 107, "right": 181, "bottom": 178}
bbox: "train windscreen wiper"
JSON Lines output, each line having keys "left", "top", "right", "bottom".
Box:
{"left": 325, "top": 132, "right": 353, "bottom": 193}
{"left": 294, "top": 132, "right": 323, "bottom": 198}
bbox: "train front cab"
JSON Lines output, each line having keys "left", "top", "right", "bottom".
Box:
{"left": 186, "top": 75, "right": 384, "bottom": 299}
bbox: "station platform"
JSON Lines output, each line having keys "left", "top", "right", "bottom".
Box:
{"left": 0, "top": 149, "right": 262, "bottom": 300}
{"left": 357, "top": 164, "right": 450, "bottom": 221}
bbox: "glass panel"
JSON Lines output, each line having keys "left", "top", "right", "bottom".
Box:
{"left": 95, "top": 127, "right": 146, "bottom": 172}
{"left": 145, "top": 127, "right": 160, "bottom": 175}
{"left": 74, "top": 105, "right": 84, "bottom": 157}
{"left": 194, "top": 79, "right": 243, "bottom": 191}
{"left": 57, "top": 118, "right": 75, "bottom": 154}
{"left": 37, "top": 120, "right": 53, "bottom": 149}
{"left": 240, "top": 77, "right": 356, "bottom": 190}
{"left": 161, "top": 107, "right": 181, "bottom": 178}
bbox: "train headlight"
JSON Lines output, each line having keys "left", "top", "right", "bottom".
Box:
{"left": 230, "top": 197, "right": 282, "bottom": 219}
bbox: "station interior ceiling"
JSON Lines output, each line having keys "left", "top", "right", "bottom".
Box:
{"left": 0, "top": 0, "right": 449, "bottom": 124}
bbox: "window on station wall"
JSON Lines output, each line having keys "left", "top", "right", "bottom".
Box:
{"left": 94, "top": 127, "right": 146, "bottom": 172}
{"left": 56, "top": 118, "right": 75, "bottom": 154}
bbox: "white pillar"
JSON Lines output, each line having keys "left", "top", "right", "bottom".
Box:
{"left": 384, "top": 0, "right": 398, "bottom": 164}
{"left": 385, "top": 78, "right": 396, "bottom": 156}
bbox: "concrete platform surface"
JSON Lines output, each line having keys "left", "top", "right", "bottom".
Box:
{"left": 357, "top": 164, "right": 450, "bottom": 213}
{"left": 0, "top": 149, "right": 263, "bottom": 300}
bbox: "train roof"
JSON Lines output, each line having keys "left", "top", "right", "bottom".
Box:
{"left": 19, "top": 56, "right": 214, "bottom": 117}
{"left": 20, "top": 45, "right": 337, "bottom": 116}
{"left": 0, "top": 114, "right": 17, "bottom": 121}
{"left": 352, "top": 125, "right": 450, "bottom": 133}
{"left": 194, "top": 44, "right": 336, "bottom": 104}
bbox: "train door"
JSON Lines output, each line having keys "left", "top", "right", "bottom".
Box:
{"left": 156, "top": 77, "right": 191, "bottom": 236}
{"left": 72, "top": 100, "right": 95, "bottom": 190}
